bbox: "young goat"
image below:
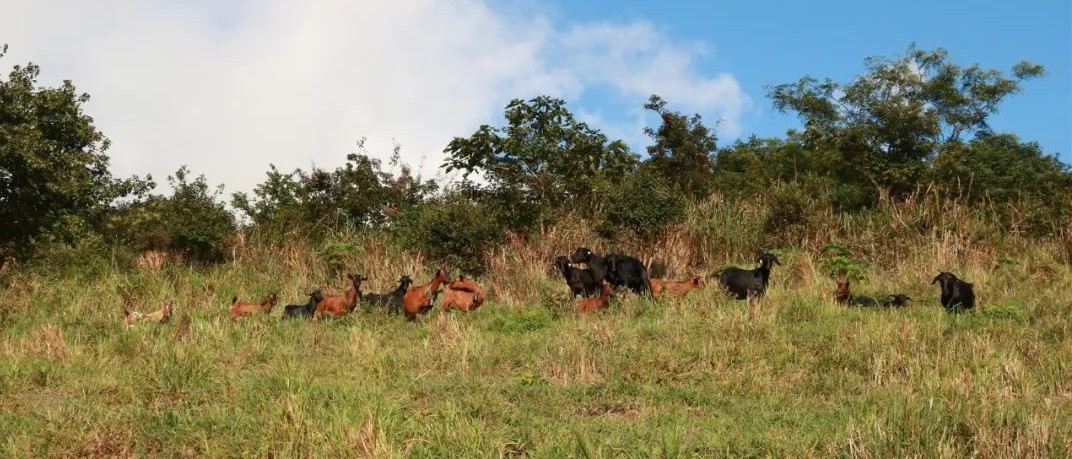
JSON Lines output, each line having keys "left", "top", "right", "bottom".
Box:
{"left": 123, "top": 300, "right": 173, "bottom": 329}
{"left": 554, "top": 255, "right": 600, "bottom": 297}
{"left": 577, "top": 280, "right": 613, "bottom": 314}
{"left": 363, "top": 275, "right": 413, "bottom": 315}
{"left": 230, "top": 293, "right": 278, "bottom": 319}
{"left": 651, "top": 276, "right": 706, "bottom": 299}
{"left": 402, "top": 268, "right": 450, "bottom": 321}
{"left": 881, "top": 294, "right": 912, "bottom": 308}
{"left": 282, "top": 291, "right": 324, "bottom": 319}
{"left": 314, "top": 273, "right": 367, "bottom": 319}
{"left": 441, "top": 275, "right": 487, "bottom": 312}
{"left": 931, "top": 271, "right": 975, "bottom": 312}
{"left": 717, "top": 253, "right": 781, "bottom": 300}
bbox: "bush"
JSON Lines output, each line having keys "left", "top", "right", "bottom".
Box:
{"left": 598, "top": 167, "right": 686, "bottom": 241}
{"left": 393, "top": 192, "right": 503, "bottom": 275}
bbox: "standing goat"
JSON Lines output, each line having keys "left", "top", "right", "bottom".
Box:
{"left": 314, "top": 273, "right": 367, "bottom": 318}
{"left": 282, "top": 291, "right": 324, "bottom": 319}
{"left": 717, "top": 253, "right": 781, "bottom": 300}
{"left": 931, "top": 272, "right": 975, "bottom": 312}
{"left": 554, "top": 255, "right": 600, "bottom": 297}
{"left": 230, "top": 293, "right": 278, "bottom": 319}
{"left": 363, "top": 275, "right": 413, "bottom": 314}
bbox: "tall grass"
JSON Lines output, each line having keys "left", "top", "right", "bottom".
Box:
{"left": 1, "top": 197, "right": 1070, "bottom": 457}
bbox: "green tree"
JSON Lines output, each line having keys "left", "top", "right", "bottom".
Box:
{"left": 643, "top": 94, "right": 719, "bottom": 200}
{"left": 769, "top": 44, "right": 1044, "bottom": 204}
{"left": 443, "top": 96, "right": 637, "bottom": 231}
{"left": 0, "top": 45, "right": 148, "bottom": 258}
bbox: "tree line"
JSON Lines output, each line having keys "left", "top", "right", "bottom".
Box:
{"left": 2, "top": 43, "right": 1069, "bottom": 273}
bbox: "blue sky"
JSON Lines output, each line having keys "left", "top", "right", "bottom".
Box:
{"left": 2, "top": 0, "right": 1069, "bottom": 193}
{"left": 550, "top": 0, "right": 1072, "bottom": 159}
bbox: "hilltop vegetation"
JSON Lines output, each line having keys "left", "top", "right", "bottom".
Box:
{"left": 1, "top": 43, "right": 1071, "bottom": 457}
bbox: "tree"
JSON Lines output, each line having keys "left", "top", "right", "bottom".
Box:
{"left": 0, "top": 45, "right": 148, "bottom": 258}
{"left": 233, "top": 140, "right": 436, "bottom": 235}
{"left": 643, "top": 94, "right": 719, "bottom": 200}
{"left": 769, "top": 44, "right": 1044, "bottom": 204}
{"left": 443, "top": 96, "right": 638, "bottom": 231}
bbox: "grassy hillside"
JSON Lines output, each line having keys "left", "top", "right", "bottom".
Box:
{"left": 2, "top": 200, "right": 1071, "bottom": 458}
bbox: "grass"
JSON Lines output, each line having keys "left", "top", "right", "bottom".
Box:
{"left": 1, "top": 239, "right": 1070, "bottom": 459}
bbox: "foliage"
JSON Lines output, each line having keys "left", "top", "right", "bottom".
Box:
{"left": 769, "top": 44, "right": 1045, "bottom": 202}
{"left": 232, "top": 140, "right": 436, "bottom": 237}
{"left": 817, "top": 243, "right": 866, "bottom": 281}
{"left": 392, "top": 191, "right": 503, "bottom": 275}
{"left": 443, "top": 96, "right": 638, "bottom": 232}
{"left": 598, "top": 165, "right": 686, "bottom": 242}
{"left": 0, "top": 45, "right": 151, "bottom": 259}
{"left": 643, "top": 94, "right": 719, "bottom": 200}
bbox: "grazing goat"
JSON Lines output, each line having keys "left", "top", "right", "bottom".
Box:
{"left": 931, "top": 272, "right": 975, "bottom": 312}
{"left": 314, "top": 273, "right": 367, "bottom": 318}
{"left": 554, "top": 255, "right": 600, "bottom": 297}
{"left": 441, "top": 275, "right": 487, "bottom": 312}
{"left": 402, "top": 268, "right": 450, "bottom": 321}
{"left": 571, "top": 247, "right": 652, "bottom": 296}
{"left": 717, "top": 253, "right": 781, "bottom": 300}
{"left": 577, "top": 280, "right": 613, "bottom": 314}
{"left": 282, "top": 291, "right": 324, "bottom": 319}
{"left": 882, "top": 294, "right": 912, "bottom": 308}
{"left": 651, "top": 276, "right": 706, "bottom": 299}
{"left": 363, "top": 275, "right": 413, "bottom": 314}
{"left": 123, "top": 300, "right": 173, "bottom": 328}
{"left": 834, "top": 280, "right": 881, "bottom": 307}
{"left": 230, "top": 293, "right": 278, "bottom": 319}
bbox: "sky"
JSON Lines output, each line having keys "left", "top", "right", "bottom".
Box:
{"left": 2, "top": 0, "right": 1069, "bottom": 196}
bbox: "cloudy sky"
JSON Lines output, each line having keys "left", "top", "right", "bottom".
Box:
{"left": 2, "top": 0, "right": 1069, "bottom": 195}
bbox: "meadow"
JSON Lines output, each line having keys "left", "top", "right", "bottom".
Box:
{"left": 1, "top": 198, "right": 1071, "bottom": 458}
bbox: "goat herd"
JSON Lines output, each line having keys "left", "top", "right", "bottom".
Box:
{"left": 121, "top": 247, "right": 978, "bottom": 329}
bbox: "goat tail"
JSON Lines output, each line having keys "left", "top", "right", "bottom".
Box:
{"left": 231, "top": 295, "right": 238, "bottom": 305}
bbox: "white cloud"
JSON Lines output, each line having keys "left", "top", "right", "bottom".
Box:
{"left": 1, "top": 0, "right": 751, "bottom": 195}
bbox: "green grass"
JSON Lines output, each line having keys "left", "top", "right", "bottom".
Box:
{"left": 1, "top": 251, "right": 1070, "bottom": 458}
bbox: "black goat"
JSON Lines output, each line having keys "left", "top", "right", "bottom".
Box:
{"left": 717, "top": 253, "right": 781, "bottom": 300}
{"left": 364, "top": 275, "right": 414, "bottom": 314}
{"left": 571, "top": 247, "right": 652, "bottom": 296}
{"left": 282, "top": 290, "right": 324, "bottom": 319}
{"left": 604, "top": 253, "right": 653, "bottom": 295}
{"left": 882, "top": 294, "right": 912, "bottom": 308}
{"left": 554, "top": 256, "right": 601, "bottom": 297}
{"left": 931, "top": 272, "right": 975, "bottom": 312}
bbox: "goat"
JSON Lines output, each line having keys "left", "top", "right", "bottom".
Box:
{"left": 717, "top": 253, "right": 781, "bottom": 300}
{"left": 441, "top": 275, "right": 487, "bottom": 312}
{"left": 554, "top": 255, "right": 600, "bottom": 297}
{"left": 123, "top": 300, "right": 173, "bottom": 329}
{"left": 571, "top": 247, "right": 652, "bottom": 296}
{"left": 882, "top": 294, "right": 912, "bottom": 308}
{"left": 931, "top": 272, "right": 975, "bottom": 312}
{"left": 577, "top": 280, "right": 613, "bottom": 314}
{"left": 363, "top": 275, "right": 413, "bottom": 314}
{"left": 402, "top": 268, "right": 450, "bottom": 321}
{"left": 282, "top": 291, "right": 324, "bottom": 319}
{"left": 834, "top": 280, "right": 882, "bottom": 307}
{"left": 230, "top": 293, "right": 278, "bottom": 319}
{"left": 651, "top": 276, "right": 706, "bottom": 299}
{"left": 314, "top": 273, "right": 368, "bottom": 319}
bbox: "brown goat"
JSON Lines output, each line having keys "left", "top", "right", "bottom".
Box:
{"left": 441, "top": 275, "right": 487, "bottom": 312}
{"left": 123, "top": 300, "right": 173, "bottom": 329}
{"left": 651, "top": 276, "right": 706, "bottom": 299}
{"left": 230, "top": 293, "right": 278, "bottom": 319}
{"left": 577, "top": 280, "right": 613, "bottom": 314}
{"left": 402, "top": 268, "right": 450, "bottom": 321}
{"left": 314, "top": 273, "right": 367, "bottom": 319}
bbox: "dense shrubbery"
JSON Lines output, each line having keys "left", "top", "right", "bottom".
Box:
{"left": 3, "top": 44, "right": 1071, "bottom": 272}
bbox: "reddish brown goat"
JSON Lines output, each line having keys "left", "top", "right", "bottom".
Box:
{"left": 230, "top": 293, "right": 278, "bottom": 319}
{"left": 651, "top": 276, "right": 706, "bottom": 299}
{"left": 123, "top": 300, "right": 173, "bottom": 329}
{"left": 441, "top": 275, "right": 487, "bottom": 312}
{"left": 577, "top": 280, "right": 613, "bottom": 314}
{"left": 402, "top": 268, "right": 450, "bottom": 321}
{"left": 314, "top": 273, "right": 367, "bottom": 319}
